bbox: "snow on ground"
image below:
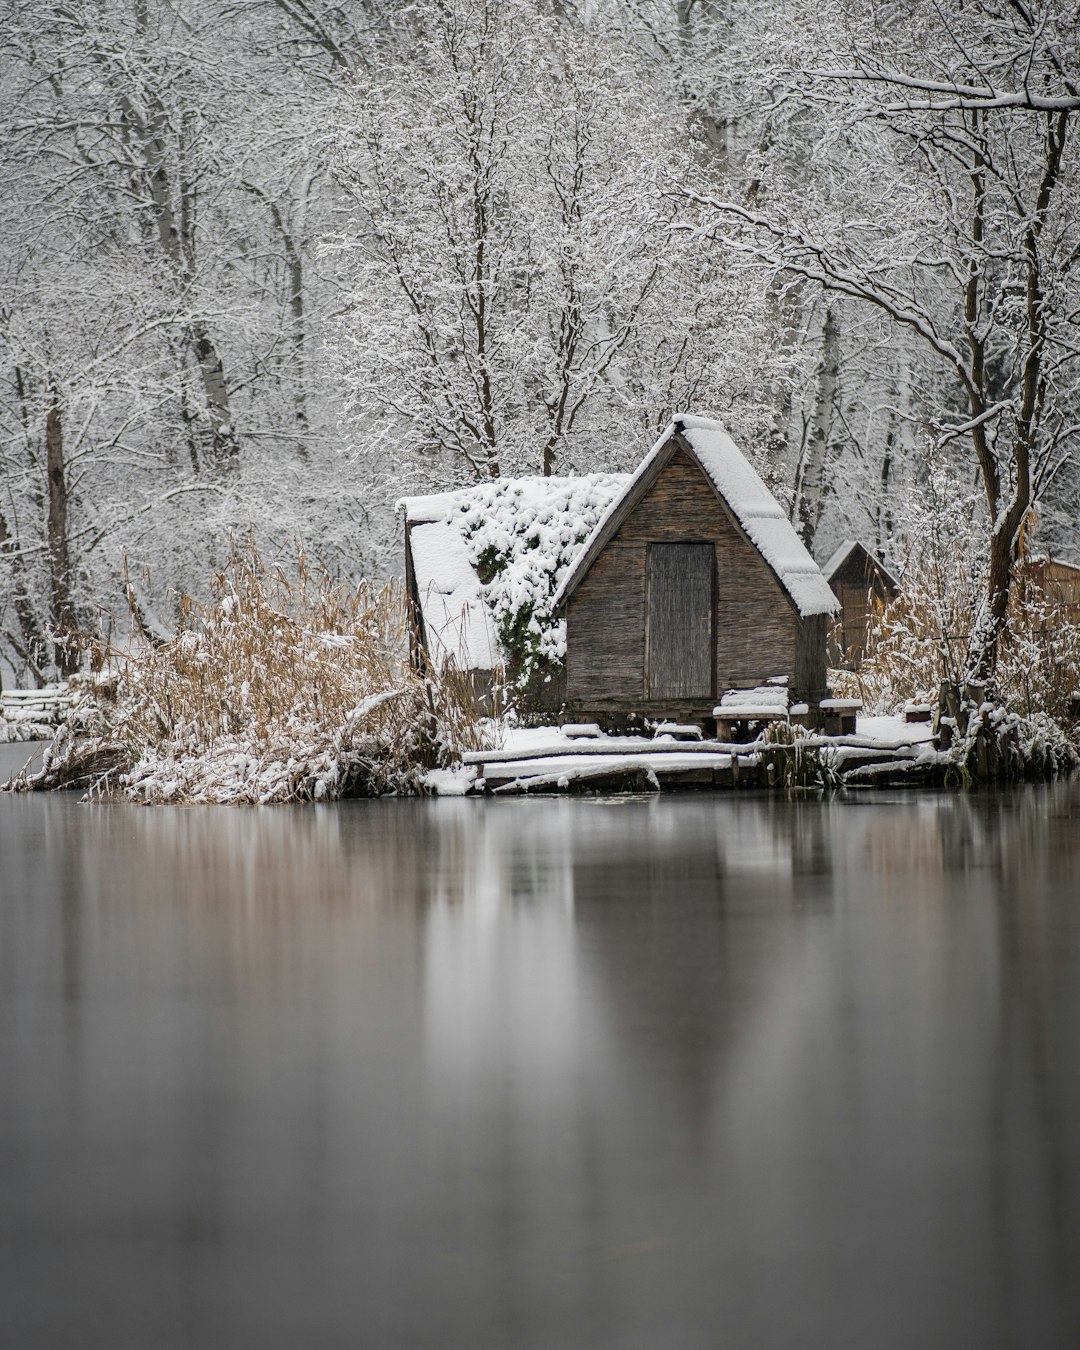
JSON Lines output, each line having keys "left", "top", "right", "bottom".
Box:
{"left": 487, "top": 752, "right": 733, "bottom": 775}
{"left": 503, "top": 725, "right": 575, "bottom": 752}
{"left": 0, "top": 719, "right": 54, "bottom": 743}
{"left": 856, "top": 715, "right": 935, "bottom": 745}
{"left": 421, "top": 765, "right": 478, "bottom": 796}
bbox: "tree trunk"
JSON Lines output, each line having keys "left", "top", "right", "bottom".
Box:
{"left": 974, "top": 460, "right": 1032, "bottom": 682}
{"left": 877, "top": 422, "right": 894, "bottom": 556}
{"left": 122, "top": 15, "right": 240, "bottom": 479}
{"left": 188, "top": 321, "right": 240, "bottom": 473}
{"left": 792, "top": 305, "right": 839, "bottom": 552}
{"left": 45, "top": 388, "right": 79, "bottom": 675}
{"left": 277, "top": 201, "right": 310, "bottom": 460}
{"left": 0, "top": 505, "right": 48, "bottom": 685}
{"left": 763, "top": 274, "right": 802, "bottom": 475}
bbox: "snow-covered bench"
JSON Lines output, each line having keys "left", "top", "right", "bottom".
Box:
{"left": 652, "top": 722, "right": 704, "bottom": 742}
{"left": 819, "top": 697, "right": 862, "bottom": 736}
{"left": 561, "top": 722, "right": 602, "bottom": 740}
{"left": 713, "top": 686, "right": 791, "bottom": 741}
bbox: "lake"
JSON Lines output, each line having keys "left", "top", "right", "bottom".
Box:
{"left": 2, "top": 781, "right": 1079, "bottom": 1348}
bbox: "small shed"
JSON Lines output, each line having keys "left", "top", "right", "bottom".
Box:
{"left": 552, "top": 416, "right": 838, "bottom": 724}
{"left": 821, "top": 539, "right": 900, "bottom": 667}
{"left": 1024, "top": 555, "right": 1080, "bottom": 622}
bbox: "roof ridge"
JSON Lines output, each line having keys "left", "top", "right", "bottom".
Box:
{"left": 553, "top": 419, "right": 838, "bottom": 618}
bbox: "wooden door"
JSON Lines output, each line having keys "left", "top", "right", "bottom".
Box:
{"left": 646, "top": 543, "right": 714, "bottom": 699}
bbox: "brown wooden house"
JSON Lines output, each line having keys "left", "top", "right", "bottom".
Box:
{"left": 821, "top": 539, "right": 900, "bottom": 667}
{"left": 551, "top": 417, "right": 838, "bottom": 725}
{"left": 1024, "top": 555, "right": 1080, "bottom": 622}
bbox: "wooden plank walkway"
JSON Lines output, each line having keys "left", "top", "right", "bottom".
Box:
{"left": 467, "top": 730, "right": 939, "bottom": 794}
{"left": 1, "top": 686, "right": 76, "bottom": 728}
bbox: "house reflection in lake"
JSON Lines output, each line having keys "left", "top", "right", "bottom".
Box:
{"left": 2, "top": 787, "right": 1078, "bottom": 1349}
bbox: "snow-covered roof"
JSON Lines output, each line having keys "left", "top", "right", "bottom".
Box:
{"left": 821, "top": 539, "right": 901, "bottom": 591}
{"left": 401, "top": 473, "right": 628, "bottom": 673}
{"left": 553, "top": 416, "right": 839, "bottom": 617}
{"left": 1030, "top": 553, "right": 1080, "bottom": 576}
{"left": 407, "top": 520, "right": 499, "bottom": 671}
{"left": 399, "top": 489, "right": 470, "bottom": 525}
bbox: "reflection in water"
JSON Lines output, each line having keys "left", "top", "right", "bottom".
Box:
{"left": 1, "top": 787, "right": 1079, "bottom": 1349}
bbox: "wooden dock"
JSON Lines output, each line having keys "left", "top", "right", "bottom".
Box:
{"left": 0, "top": 686, "right": 77, "bottom": 730}
{"left": 461, "top": 728, "right": 941, "bottom": 794}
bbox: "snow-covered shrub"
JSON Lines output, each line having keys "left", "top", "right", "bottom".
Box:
{"left": 840, "top": 553, "right": 1080, "bottom": 742}
{"left": 447, "top": 473, "right": 626, "bottom": 692}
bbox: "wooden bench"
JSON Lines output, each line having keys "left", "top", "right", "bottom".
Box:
{"left": 651, "top": 722, "right": 704, "bottom": 742}
{"left": 560, "top": 722, "right": 603, "bottom": 740}
{"left": 713, "top": 688, "right": 790, "bottom": 742}
{"left": 819, "top": 697, "right": 862, "bottom": 736}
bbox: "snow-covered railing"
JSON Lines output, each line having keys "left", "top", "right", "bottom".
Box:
{"left": 1, "top": 686, "right": 76, "bottom": 728}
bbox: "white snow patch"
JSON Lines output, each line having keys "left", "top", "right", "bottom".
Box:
{"left": 857, "top": 714, "right": 935, "bottom": 745}
{"left": 493, "top": 751, "right": 733, "bottom": 777}
{"left": 409, "top": 521, "right": 500, "bottom": 671}
{"left": 501, "top": 724, "right": 577, "bottom": 753}
{"left": 421, "top": 765, "right": 478, "bottom": 796}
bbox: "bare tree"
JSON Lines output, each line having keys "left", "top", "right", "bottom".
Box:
{"left": 687, "top": 0, "right": 1080, "bottom": 677}
{"left": 327, "top": 0, "right": 770, "bottom": 493}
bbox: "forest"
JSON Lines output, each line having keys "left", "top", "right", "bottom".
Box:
{"left": 1, "top": 0, "right": 1078, "bottom": 698}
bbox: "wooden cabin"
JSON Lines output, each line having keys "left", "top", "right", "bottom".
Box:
{"left": 821, "top": 539, "right": 900, "bottom": 667}
{"left": 1024, "top": 555, "right": 1080, "bottom": 622}
{"left": 551, "top": 417, "right": 838, "bottom": 726}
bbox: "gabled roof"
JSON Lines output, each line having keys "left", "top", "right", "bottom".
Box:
{"left": 821, "top": 539, "right": 901, "bottom": 593}
{"left": 552, "top": 416, "right": 839, "bottom": 618}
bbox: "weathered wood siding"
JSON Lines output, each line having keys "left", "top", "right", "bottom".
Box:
{"left": 829, "top": 547, "right": 896, "bottom": 666}
{"left": 566, "top": 446, "right": 802, "bottom": 709}
{"left": 565, "top": 542, "right": 646, "bottom": 701}
{"left": 404, "top": 521, "right": 425, "bottom": 670}
{"left": 1026, "top": 559, "right": 1080, "bottom": 622}
{"left": 646, "top": 543, "right": 715, "bottom": 698}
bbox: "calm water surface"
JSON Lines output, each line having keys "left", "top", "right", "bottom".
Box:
{"left": 2, "top": 781, "right": 1079, "bottom": 1349}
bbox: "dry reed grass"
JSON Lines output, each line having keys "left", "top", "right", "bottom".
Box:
{"left": 836, "top": 555, "right": 1080, "bottom": 740}
{"left": 25, "top": 546, "right": 491, "bottom": 803}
